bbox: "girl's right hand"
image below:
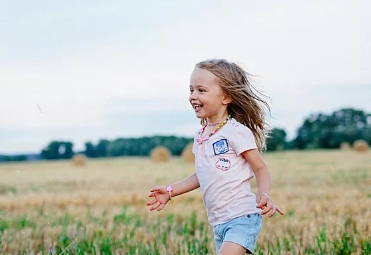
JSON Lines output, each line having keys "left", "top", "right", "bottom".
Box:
{"left": 146, "top": 186, "right": 170, "bottom": 211}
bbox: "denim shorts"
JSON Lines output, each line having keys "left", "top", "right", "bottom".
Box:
{"left": 213, "top": 213, "right": 262, "bottom": 254}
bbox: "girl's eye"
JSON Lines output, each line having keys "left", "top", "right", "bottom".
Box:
{"left": 199, "top": 89, "right": 205, "bottom": 92}
{"left": 190, "top": 89, "right": 194, "bottom": 93}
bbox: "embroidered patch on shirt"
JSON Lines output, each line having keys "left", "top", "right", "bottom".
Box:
{"left": 212, "top": 139, "right": 229, "bottom": 155}
{"left": 215, "top": 157, "right": 231, "bottom": 171}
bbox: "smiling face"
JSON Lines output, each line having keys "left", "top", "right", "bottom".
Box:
{"left": 189, "top": 68, "right": 231, "bottom": 123}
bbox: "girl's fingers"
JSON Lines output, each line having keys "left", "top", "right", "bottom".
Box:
{"left": 268, "top": 208, "right": 276, "bottom": 218}
{"left": 261, "top": 206, "right": 271, "bottom": 215}
{"left": 263, "top": 203, "right": 285, "bottom": 217}
{"left": 256, "top": 197, "right": 268, "bottom": 209}
{"left": 149, "top": 187, "right": 163, "bottom": 197}
{"left": 276, "top": 206, "right": 285, "bottom": 215}
{"left": 148, "top": 191, "right": 160, "bottom": 197}
{"left": 260, "top": 199, "right": 275, "bottom": 215}
{"left": 259, "top": 203, "right": 269, "bottom": 214}
{"left": 146, "top": 198, "right": 156, "bottom": 206}
{"left": 150, "top": 201, "right": 160, "bottom": 211}
{"left": 157, "top": 203, "right": 166, "bottom": 211}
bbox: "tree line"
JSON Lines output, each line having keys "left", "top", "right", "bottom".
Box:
{"left": 0, "top": 108, "right": 369, "bottom": 162}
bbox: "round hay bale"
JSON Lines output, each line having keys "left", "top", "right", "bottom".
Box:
{"left": 340, "top": 142, "right": 350, "bottom": 150}
{"left": 72, "top": 153, "right": 88, "bottom": 166}
{"left": 181, "top": 143, "right": 195, "bottom": 164}
{"left": 150, "top": 146, "right": 171, "bottom": 162}
{"left": 353, "top": 140, "right": 369, "bottom": 153}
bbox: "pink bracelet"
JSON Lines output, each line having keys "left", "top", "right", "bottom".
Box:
{"left": 166, "top": 185, "right": 173, "bottom": 201}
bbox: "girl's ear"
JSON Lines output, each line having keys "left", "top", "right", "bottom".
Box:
{"left": 222, "top": 93, "right": 232, "bottom": 105}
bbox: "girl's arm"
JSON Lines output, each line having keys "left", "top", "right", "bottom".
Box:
{"left": 170, "top": 173, "right": 200, "bottom": 197}
{"left": 146, "top": 173, "right": 200, "bottom": 211}
{"left": 242, "top": 149, "right": 284, "bottom": 217}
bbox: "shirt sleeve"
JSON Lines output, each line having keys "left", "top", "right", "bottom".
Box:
{"left": 229, "top": 125, "right": 257, "bottom": 155}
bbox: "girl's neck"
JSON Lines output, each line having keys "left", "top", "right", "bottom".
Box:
{"left": 207, "top": 113, "right": 230, "bottom": 126}
{"left": 207, "top": 121, "right": 223, "bottom": 127}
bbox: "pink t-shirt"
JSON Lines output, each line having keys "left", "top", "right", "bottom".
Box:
{"left": 193, "top": 118, "right": 261, "bottom": 226}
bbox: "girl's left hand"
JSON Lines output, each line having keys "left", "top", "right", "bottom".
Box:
{"left": 256, "top": 192, "right": 284, "bottom": 218}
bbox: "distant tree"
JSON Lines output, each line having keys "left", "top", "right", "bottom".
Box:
{"left": 96, "top": 139, "right": 109, "bottom": 157}
{"left": 294, "top": 108, "right": 371, "bottom": 149}
{"left": 0, "top": 155, "right": 27, "bottom": 162}
{"left": 104, "top": 136, "right": 189, "bottom": 157}
{"left": 41, "top": 141, "right": 75, "bottom": 160}
{"left": 266, "top": 128, "right": 287, "bottom": 151}
{"left": 62, "top": 142, "right": 74, "bottom": 159}
{"left": 41, "top": 141, "right": 60, "bottom": 160}
{"left": 84, "top": 141, "right": 96, "bottom": 158}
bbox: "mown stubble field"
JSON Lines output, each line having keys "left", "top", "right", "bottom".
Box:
{"left": 0, "top": 150, "right": 370, "bottom": 255}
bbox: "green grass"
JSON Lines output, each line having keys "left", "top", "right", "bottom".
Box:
{"left": 0, "top": 185, "right": 17, "bottom": 195}
{"left": 0, "top": 208, "right": 370, "bottom": 255}
{"left": 0, "top": 150, "right": 370, "bottom": 254}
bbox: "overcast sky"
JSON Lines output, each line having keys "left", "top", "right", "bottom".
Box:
{"left": 1, "top": 0, "right": 370, "bottom": 154}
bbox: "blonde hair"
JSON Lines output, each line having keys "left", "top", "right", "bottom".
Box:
{"left": 195, "top": 59, "right": 271, "bottom": 152}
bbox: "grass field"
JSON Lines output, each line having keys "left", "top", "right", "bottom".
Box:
{"left": 0, "top": 150, "right": 370, "bottom": 255}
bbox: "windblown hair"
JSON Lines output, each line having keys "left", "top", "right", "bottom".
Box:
{"left": 195, "top": 59, "right": 271, "bottom": 152}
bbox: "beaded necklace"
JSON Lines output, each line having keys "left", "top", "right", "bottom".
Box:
{"left": 196, "top": 115, "right": 231, "bottom": 144}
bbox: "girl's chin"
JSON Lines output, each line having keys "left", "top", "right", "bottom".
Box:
{"left": 194, "top": 112, "right": 206, "bottom": 118}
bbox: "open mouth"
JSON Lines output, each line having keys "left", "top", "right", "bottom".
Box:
{"left": 193, "top": 104, "right": 203, "bottom": 112}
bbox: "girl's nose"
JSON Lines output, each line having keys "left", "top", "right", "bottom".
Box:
{"left": 189, "top": 92, "right": 197, "bottom": 100}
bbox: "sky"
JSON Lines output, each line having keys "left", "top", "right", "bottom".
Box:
{"left": 1, "top": 0, "right": 370, "bottom": 154}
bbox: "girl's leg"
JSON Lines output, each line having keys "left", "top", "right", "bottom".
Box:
{"left": 215, "top": 213, "right": 262, "bottom": 254}
{"left": 218, "top": 241, "right": 248, "bottom": 255}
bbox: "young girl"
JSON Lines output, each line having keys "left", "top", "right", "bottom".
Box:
{"left": 146, "top": 59, "right": 284, "bottom": 255}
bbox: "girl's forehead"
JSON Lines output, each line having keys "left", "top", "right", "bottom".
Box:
{"left": 190, "top": 68, "right": 218, "bottom": 85}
